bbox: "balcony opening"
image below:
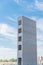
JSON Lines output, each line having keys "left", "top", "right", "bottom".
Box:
{"left": 18, "top": 28, "right": 21, "bottom": 33}
{"left": 18, "top": 36, "right": 21, "bottom": 41}
{"left": 18, "top": 45, "right": 21, "bottom": 50}
{"left": 18, "top": 58, "right": 21, "bottom": 65}
{"left": 18, "top": 20, "right": 21, "bottom": 25}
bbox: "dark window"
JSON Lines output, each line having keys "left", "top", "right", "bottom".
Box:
{"left": 18, "top": 58, "right": 21, "bottom": 65}
{"left": 18, "top": 20, "right": 21, "bottom": 25}
{"left": 18, "top": 45, "right": 21, "bottom": 50}
{"left": 18, "top": 28, "right": 21, "bottom": 33}
{"left": 18, "top": 36, "right": 21, "bottom": 41}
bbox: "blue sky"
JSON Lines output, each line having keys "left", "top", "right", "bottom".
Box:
{"left": 0, "top": 0, "right": 43, "bottom": 59}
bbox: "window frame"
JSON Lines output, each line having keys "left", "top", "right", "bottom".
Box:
{"left": 18, "top": 28, "right": 21, "bottom": 33}
{"left": 18, "top": 58, "right": 21, "bottom": 65}
{"left": 18, "top": 45, "right": 21, "bottom": 50}
{"left": 18, "top": 36, "right": 21, "bottom": 41}
{"left": 18, "top": 20, "right": 21, "bottom": 25}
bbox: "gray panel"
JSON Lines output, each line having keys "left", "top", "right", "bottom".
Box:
{"left": 22, "top": 16, "right": 37, "bottom": 65}
{"left": 17, "top": 16, "right": 37, "bottom": 65}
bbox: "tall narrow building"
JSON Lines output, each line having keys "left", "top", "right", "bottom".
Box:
{"left": 17, "top": 16, "right": 37, "bottom": 65}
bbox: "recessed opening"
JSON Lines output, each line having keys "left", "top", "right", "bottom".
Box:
{"left": 18, "top": 28, "right": 21, "bottom": 33}
{"left": 18, "top": 36, "right": 21, "bottom": 41}
{"left": 18, "top": 58, "right": 21, "bottom": 65}
{"left": 18, "top": 45, "right": 21, "bottom": 50}
{"left": 18, "top": 20, "right": 21, "bottom": 25}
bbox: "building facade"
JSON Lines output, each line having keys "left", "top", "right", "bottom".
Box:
{"left": 17, "top": 16, "right": 37, "bottom": 65}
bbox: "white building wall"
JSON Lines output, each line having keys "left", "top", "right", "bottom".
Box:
{"left": 17, "top": 16, "right": 37, "bottom": 65}
{"left": 22, "top": 16, "right": 37, "bottom": 65}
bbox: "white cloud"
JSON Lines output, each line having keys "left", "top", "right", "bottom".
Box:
{"left": 13, "top": 0, "right": 43, "bottom": 11}
{"left": 0, "top": 47, "right": 17, "bottom": 59}
{"left": 29, "top": 16, "right": 37, "bottom": 21}
{"left": 37, "top": 47, "right": 43, "bottom": 56}
{"left": 0, "top": 23, "right": 17, "bottom": 59}
{"left": 37, "top": 18, "right": 43, "bottom": 41}
{"left": 13, "top": 0, "right": 29, "bottom": 8}
{"left": 27, "top": 0, "right": 43, "bottom": 11}
{"left": 14, "top": 0, "right": 20, "bottom": 4}
{"left": 37, "top": 18, "right": 43, "bottom": 56}
{"left": 35, "top": 0, "right": 43, "bottom": 11}
{"left": 37, "top": 18, "right": 43, "bottom": 30}
{"left": 26, "top": 0, "right": 43, "bottom": 11}
{"left": 0, "top": 23, "right": 17, "bottom": 40}
{"left": 6, "top": 16, "right": 16, "bottom": 22}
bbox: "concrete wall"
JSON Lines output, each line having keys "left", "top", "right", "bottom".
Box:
{"left": 22, "top": 16, "right": 37, "bottom": 65}
{"left": 17, "top": 16, "right": 37, "bottom": 65}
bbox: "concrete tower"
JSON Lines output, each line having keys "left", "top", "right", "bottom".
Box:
{"left": 17, "top": 16, "right": 37, "bottom": 65}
